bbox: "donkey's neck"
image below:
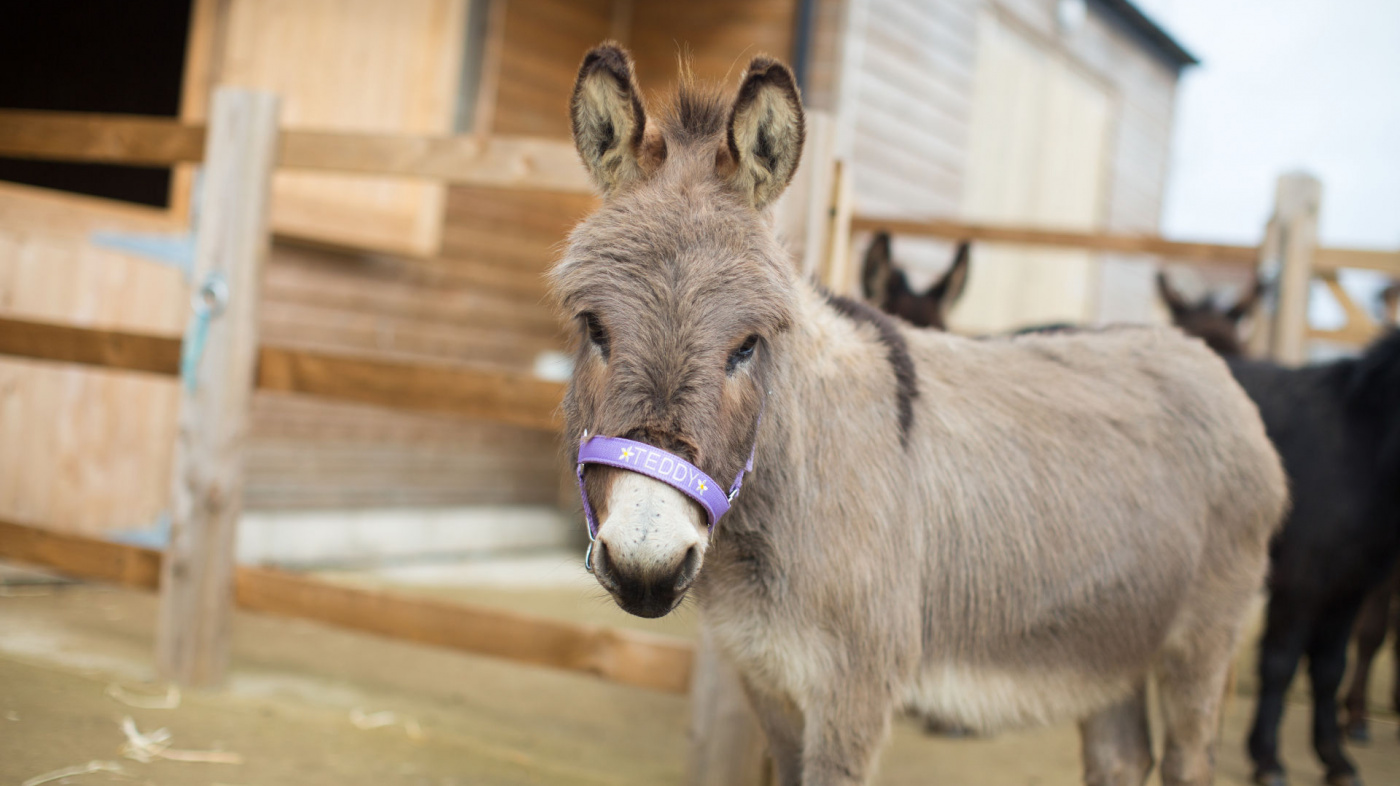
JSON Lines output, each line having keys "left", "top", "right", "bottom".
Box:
{"left": 706, "top": 279, "right": 920, "bottom": 562}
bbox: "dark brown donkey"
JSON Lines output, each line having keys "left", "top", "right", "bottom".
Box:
{"left": 556, "top": 44, "right": 1287, "bottom": 786}
{"left": 1157, "top": 271, "right": 1266, "bottom": 357}
{"left": 860, "top": 231, "right": 969, "bottom": 329}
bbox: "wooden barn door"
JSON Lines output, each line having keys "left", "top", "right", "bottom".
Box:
{"left": 952, "top": 13, "right": 1113, "bottom": 334}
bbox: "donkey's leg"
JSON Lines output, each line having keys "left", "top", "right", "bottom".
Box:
{"left": 1248, "top": 602, "right": 1310, "bottom": 786}
{"left": 799, "top": 683, "right": 895, "bottom": 786}
{"left": 1305, "top": 604, "right": 1364, "bottom": 786}
{"left": 740, "top": 682, "right": 804, "bottom": 786}
{"left": 1344, "top": 584, "right": 1390, "bottom": 743}
{"left": 1078, "top": 681, "right": 1153, "bottom": 786}
{"left": 1157, "top": 633, "right": 1235, "bottom": 786}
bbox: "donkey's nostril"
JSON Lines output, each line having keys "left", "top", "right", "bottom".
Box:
{"left": 674, "top": 545, "right": 701, "bottom": 591}
{"left": 593, "top": 540, "right": 619, "bottom": 589}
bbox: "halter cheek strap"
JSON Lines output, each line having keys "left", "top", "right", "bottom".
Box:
{"left": 575, "top": 397, "right": 765, "bottom": 552}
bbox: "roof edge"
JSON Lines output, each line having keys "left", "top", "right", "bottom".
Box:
{"left": 1088, "top": 0, "right": 1199, "bottom": 71}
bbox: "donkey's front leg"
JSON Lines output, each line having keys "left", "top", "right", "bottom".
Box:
{"left": 742, "top": 681, "right": 804, "bottom": 786}
{"left": 800, "top": 682, "right": 896, "bottom": 786}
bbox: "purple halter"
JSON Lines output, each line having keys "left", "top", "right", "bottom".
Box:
{"left": 576, "top": 397, "right": 765, "bottom": 564}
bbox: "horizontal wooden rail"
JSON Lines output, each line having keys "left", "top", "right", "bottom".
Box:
{"left": 0, "top": 110, "right": 592, "bottom": 193}
{"left": 1315, "top": 247, "right": 1400, "bottom": 276}
{"left": 0, "top": 518, "right": 693, "bottom": 694}
{"left": 852, "top": 216, "right": 1260, "bottom": 266}
{"left": 0, "top": 317, "right": 563, "bottom": 431}
{"left": 0, "top": 316, "right": 182, "bottom": 374}
{"left": 856, "top": 216, "right": 1400, "bottom": 275}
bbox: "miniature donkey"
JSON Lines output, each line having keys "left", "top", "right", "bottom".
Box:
{"left": 1160, "top": 277, "right": 1400, "bottom": 786}
{"left": 860, "top": 230, "right": 969, "bottom": 329}
{"left": 556, "top": 45, "right": 1287, "bottom": 786}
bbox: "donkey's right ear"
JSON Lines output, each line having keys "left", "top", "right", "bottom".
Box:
{"left": 1156, "top": 271, "right": 1189, "bottom": 316}
{"left": 861, "top": 232, "right": 894, "bottom": 302}
{"left": 570, "top": 44, "right": 659, "bottom": 196}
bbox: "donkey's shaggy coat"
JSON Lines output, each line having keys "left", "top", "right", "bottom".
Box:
{"left": 554, "top": 45, "right": 1287, "bottom": 786}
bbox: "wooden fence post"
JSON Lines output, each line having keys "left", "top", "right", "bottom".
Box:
{"left": 688, "top": 628, "right": 771, "bottom": 786}
{"left": 156, "top": 88, "right": 280, "bottom": 687}
{"left": 1268, "top": 172, "right": 1322, "bottom": 364}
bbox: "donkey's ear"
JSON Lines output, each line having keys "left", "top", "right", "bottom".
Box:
{"left": 1227, "top": 276, "right": 1268, "bottom": 321}
{"left": 570, "top": 44, "right": 658, "bottom": 196}
{"left": 928, "top": 241, "right": 971, "bottom": 308}
{"left": 723, "top": 56, "right": 805, "bottom": 210}
{"left": 1156, "top": 271, "right": 1189, "bottom": 316}
{"left": 861, "top": 232, "right": 894, "bottom": 302}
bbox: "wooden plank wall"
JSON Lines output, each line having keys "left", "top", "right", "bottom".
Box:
{"left": 0, "top": 183, "right": 185, "bottom": 535}
{"left": 629, "top": 0, "right": 798, "bottom": 92}
{"left": 217, "top": 0, "right": 469, "bottom": 257}
{"left": 847, "top": 0, "right": 1185, "bottom": 328}
{"left": 245, "top": 231, "right": 577, "bottom": 510}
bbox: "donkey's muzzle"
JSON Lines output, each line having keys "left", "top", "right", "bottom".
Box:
{"left": 593, "top": 540, "right": 701, "bottom": 618}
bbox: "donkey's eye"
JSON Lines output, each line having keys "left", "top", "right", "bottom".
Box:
{"left": 582, "top": 312, "right": 610, "bottom": 359}
{"left": 727, "top": 335, "right": 759, "bottom": 374}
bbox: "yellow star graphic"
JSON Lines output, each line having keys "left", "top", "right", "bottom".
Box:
{"left": 620, "top": 447, "right": 633, "bottom": 460}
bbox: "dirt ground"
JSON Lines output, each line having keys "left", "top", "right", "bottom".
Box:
{"left": 1, "top": 567, "right": 1397, "bottom": 786}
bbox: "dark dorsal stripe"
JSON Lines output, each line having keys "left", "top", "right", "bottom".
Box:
{"left": 824, "top": 293, "right": 918, "bottom": 447}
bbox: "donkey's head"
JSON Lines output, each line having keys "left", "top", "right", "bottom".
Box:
{"left": 551, "top": 45, "right": 804, "bottom": 618}
{"left": 860, "top": 232, "right": 970, "bottom": 330}
{"left": 1157, "top": 271, "right": 1266, "bottom": 357}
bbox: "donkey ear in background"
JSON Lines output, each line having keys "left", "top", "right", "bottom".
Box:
{"left": 570, "top": 44, "right": 661, "bottom": 196}
{"left": 723, "top": 56, "right": 805, "bottom": 210}
{"left": 927, "top": 241, "right": 971, "bottom": 314}
{"left": 1156, "top": 271, "right": 1190, "bottom": 316}
{"left": 861, "top": 232, "right": 895, "bottom": 303}
{"left": 1227, "top": 276, "right": 1268, "bottom": 322}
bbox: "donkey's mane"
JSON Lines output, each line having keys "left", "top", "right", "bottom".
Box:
{"left": 655, "top": 78, "right": 731, "bottom": 145}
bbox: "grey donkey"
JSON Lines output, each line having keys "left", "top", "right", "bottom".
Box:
{"left": 552, "top": 44, "right": 1288, "bottom": 786}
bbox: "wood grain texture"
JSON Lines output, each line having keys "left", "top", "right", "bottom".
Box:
{"left": 491, "top": 0, "right": 613, "bottom": 138}
{"left": 0, "top": 518, "right": 693, "bottom": 695}
{"left": 256, "top": 346, "right": 563, "bottom": 432}
{"left": 217, "top": 0, "right": 468, "bottom": 255}
{"left": 0, "top": 317, "right": 181, "bottom": 375}
{"left": 157, "top": 89, "right": 280, "bottom": 688}
{"left": 0, "top": 182, "right": 186, "bottom": 536}
{"left": 0, "top": 518, "right": 162, "bottom": 590}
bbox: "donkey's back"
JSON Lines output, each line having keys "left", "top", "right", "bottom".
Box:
{"left": 900, "top": 325, "right": 1286, "bottom": 730}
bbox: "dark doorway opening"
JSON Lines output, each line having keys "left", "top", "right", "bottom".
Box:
{"left": 0, "top": 0, "right": 194, "bottom": 208}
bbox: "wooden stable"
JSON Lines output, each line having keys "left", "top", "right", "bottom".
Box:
{"left": 2, "top": 2, "right": 1400, "bottom": 785}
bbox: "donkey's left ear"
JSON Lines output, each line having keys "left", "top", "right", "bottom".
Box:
{"left": 1226, "top": 276, "right": 1268, "bottom": 321}
{"left": 929, "top": 241, "right": 971, "bottom": 307}
{"left": 723, "top": 57, "right": 805, "bottom": 210}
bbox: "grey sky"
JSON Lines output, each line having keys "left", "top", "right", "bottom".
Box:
{"left": 1137, "top": 0, "right": 1400, "bottom": 248}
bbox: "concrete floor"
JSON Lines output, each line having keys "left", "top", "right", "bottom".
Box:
{"left": 1, "top": 562, "right": 1397, "bottom": 786}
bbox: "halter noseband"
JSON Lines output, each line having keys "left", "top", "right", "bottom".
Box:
{"left": 576, "top": 396, "right": 765, "bottom": 571}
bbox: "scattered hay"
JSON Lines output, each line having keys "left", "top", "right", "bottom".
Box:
{"left": 21, "top": 760, "right": 127, "bottom": 786}
{"left": 119, "top": 716, "right": 244, "bottom": 765}
{"left": 349, "top": 707, "right": 425, "bottom": 740}
{"left": 105, "top": 683, "right": 180, "bottom": 710}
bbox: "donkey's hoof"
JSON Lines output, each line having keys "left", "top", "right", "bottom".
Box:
{"left": 1346, "top": 723, "right": 1370, "bottom": 744}
{"left": 1251, "top": 770, "right": 1286, "bottom": 786}
{"left": 1325, "top": 773, "right": 1362, "bottom": 786}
